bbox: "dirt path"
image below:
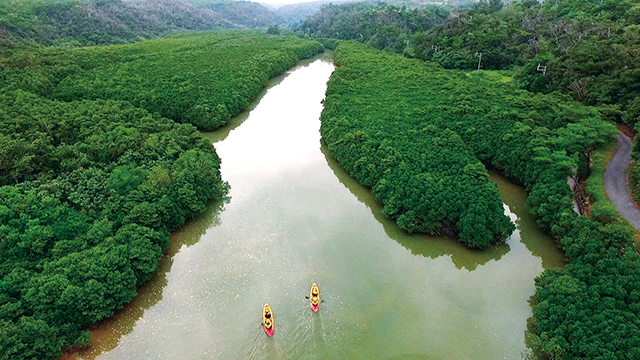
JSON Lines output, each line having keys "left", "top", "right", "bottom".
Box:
{"left": 604, "top": 134, "right": 640, "bottom": 230}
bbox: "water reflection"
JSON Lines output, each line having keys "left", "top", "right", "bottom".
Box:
{"left": 489, "top": 171, "right": 567, "bottom": 269}
{"left": 524, "top": 295, "right": 546, "bottom": 360}
{"left": 204, "top": 51, "right": 334, "bottom": 145}
{"left": 61, "top": 198, "right": 226, "bottom": 360}
{"left": 63, "top": 53, "right": 568, "bottom": 360}
{"left": 321, "top": 143, "right": 510, "bottom": 271}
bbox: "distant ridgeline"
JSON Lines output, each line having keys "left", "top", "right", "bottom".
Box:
{"left": 0, "top": 0, "right": 294, "bottom": 55}
{"left": 326, "top": 42, "right": 639, "bottom": 359}
{"left": 0, "top": 31, "right": 324, "bottom": 359}
{"left": 190, "top": 0, "right": 282, "bottom": 28}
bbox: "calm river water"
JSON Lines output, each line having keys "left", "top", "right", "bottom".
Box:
{"left": 64, "top": 53, "right": 565, "bottom": 360}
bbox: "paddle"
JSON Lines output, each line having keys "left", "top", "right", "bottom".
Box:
{"left": 305, "top": 296, "right": 325, "bottom": 303}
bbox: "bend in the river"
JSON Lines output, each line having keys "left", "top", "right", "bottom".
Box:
{"left": 62, "top": 53, "right": 565, "bottom": 360}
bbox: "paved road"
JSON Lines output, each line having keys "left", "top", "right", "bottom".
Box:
{"left": 604, "top": 134, "right": 640, "bottom": 230}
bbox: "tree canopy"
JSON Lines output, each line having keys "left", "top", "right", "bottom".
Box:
{"left": 1, "top": 31, "right": 325, "bottom": 131}
{"left": 322, "top": 43, "right": 519, "bottom": 247}
{"left": 298, "top": 0, "right": 640, "bottom": 128}
{"left": 0, "top": 30, "right": 324, "bottom": 359}
{"left": 324, "top": 42, "right": 637, "bottom": 358}
{"left": 0, "top": 92, "right": 228, "bottom": 359}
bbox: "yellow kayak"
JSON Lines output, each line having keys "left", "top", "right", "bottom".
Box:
{"left": 262, "top": 303, "right": 274, "bottom": 336}
{"left": 310, "top": 283, "right": 320, "bottom": 312}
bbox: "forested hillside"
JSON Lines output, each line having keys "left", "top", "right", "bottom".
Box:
{"left": 0, "top": 0, "right": 314, "bottom": 56}
{"left": 190, "top": 0, "right": 282, "bottom": 28}
{"left": 0, "top": 30, "right": 324, "bottom": 359}
{"left": 325, "top": 41, "right": 639, "bottom": 360}
{"left": 299, "top": 2, "right": 449, "bottom": 52}
{"left": 299, "top": 0, "right": 640, "bottom": 127}
{"left": 276, "top": 0, "right": 352, "bottom": 24}
{"left": 0, "top": 0, "right": 236, "bottom": 54}
{"left": 1, "top": 31, "right": 325, "bottom": 131}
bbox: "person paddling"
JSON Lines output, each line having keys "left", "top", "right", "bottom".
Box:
{"left": 262, "top": 303, "right": 275, "bottom": 336}
{"left": 311, "top": 287, "right": 319, "bottom": 306}
{"left": 308, "top": 283, "right": 321, "bottom": 312}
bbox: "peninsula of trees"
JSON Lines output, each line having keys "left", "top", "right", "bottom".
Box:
{"left": 300, "top": 2, "right": 640, "bottom": 355}
{"left": 321, "top": 34, "right": 638, "bottom": 360}
{"left": 322, "top": 43, "right": 515, "bottom": 247}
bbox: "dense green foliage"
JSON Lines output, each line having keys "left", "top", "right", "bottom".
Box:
{"left": 1, "top": 31, "right": 325, "bottom": 131}
{"left": 406, "top": 0, "right": 640, "bottom": 129}
{"left": 0, "top": 0, "right": 236, "bottom": 54}
{"left": 299, "top": 0, "right": 640, "bottom": 127}
{"left": 531, "top": 251, "right": 640, "bottom": 359}
{"left": 629, "top": 136, "right": 640, "bottom": 204}
{"left": 0, "top": 30, "right": 323, "bottom": 359}
{"left": 191, "top": 0, "right": 282, "bottom": 28}
{"left": 586, "top": 143, "right": 626, "bottom": 224}
{"left": 0, "top": 91, "right": 228, "bottom": 359}
{"left": 325, "top": 42, "right": 639, "bottom": 359}
{"left": 299, "top": 2, "right": 448, "bottom": 53}
{"left": 322, "top": 43, "right": 517, "bottom": 248}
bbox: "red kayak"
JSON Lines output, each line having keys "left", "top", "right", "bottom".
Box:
{"left": 309, "top": 283, "right": 320, "bottom": 313}
{"left": 262, "top": 303, "right": 274, "bottom": 336}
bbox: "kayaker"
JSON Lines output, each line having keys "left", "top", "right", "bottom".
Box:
{"left": 263, "top": 308, "right": 273, "bottom": 329}
{"left": 262, "top": 303, "right": 275, "bottom": 336}
{"left": 311, "top": 287, "right": 319, "bottom": 306}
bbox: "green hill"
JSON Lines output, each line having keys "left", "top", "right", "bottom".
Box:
{"left": 0, "top": 0, "right": 325, "bottom": 55}
{"left": 275, "top": 0, "right": 353, "bottom": 24}
{"left": 0, "top": 0, "right": 238, "bottom": 53}
{"left": 191, "top": 0, "right": 282, "bottom": 27}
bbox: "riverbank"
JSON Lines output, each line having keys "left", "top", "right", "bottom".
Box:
{"left": 0, "top": 31, "right": 326, "bottom": 360}
{"left": 321, "top": 42, "right": 639, "bottom": 360}
{"left": 60, "top": 54, "right": 565, "bottom": 360}
{"left": 321, "top": 42, "right": 515, "bottom": 248}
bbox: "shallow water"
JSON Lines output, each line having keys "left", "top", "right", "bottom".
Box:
{"left": 64, "top": 53, "right": 565, "bottom": 360}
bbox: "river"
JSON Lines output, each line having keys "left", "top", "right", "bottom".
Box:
{"left": 63, "top": 52, "right": 565, "bottom": 360}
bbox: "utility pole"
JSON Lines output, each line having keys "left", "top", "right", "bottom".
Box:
{"left": 475, "top": 52, "right": 482, "bottom": 71}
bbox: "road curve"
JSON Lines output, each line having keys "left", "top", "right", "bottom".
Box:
{"left": 604, "top": 134, "right": 640, "bottom": 230}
